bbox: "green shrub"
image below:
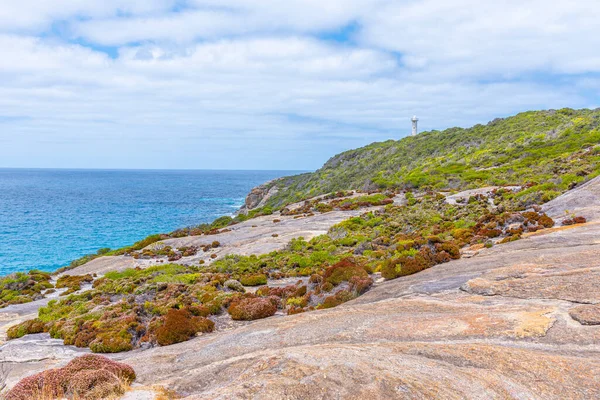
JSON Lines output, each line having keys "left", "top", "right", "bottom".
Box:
{"left": 89, "top": 331, "right": 134, "bottom": 353}
{"left": 211, "top": 216, "right": 233, "bottom": 229}
{"left": 239, "top": 274, "right": 268, "bottom": 286}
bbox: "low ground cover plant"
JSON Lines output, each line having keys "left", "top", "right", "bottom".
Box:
{"left": 0, "top": 271, "right": 52, "bottom": 309}
{"left": 7, "top": 187, "right": 556, "bottom": 353}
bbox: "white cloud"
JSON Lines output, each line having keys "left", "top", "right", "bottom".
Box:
{"left": 360, "top": 0, "right": 600, "bottom": 77}
{"left": 71, "top": 0, "right": 378, "bottom": 45}
{"left": 0, "top": 0, "right": 174, "bottom": 33}
{"left": 0, "top": 1, "right": 597, "bottom": 169}
{"left": 117, "top": 38, "right": 397, "bottom": 79}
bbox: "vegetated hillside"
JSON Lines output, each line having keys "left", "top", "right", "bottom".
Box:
{"left": 260, "top": 108, "right": 600, "bottom": 209}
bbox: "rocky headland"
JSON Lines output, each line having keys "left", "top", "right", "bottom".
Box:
{"left": 1, "top": 109, "right": 600, "bottom": 399}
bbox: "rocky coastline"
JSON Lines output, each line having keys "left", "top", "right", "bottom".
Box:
{"left": 0, "top": 175, "right": 599, "bottom": 399}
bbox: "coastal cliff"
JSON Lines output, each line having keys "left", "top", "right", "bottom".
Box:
{"left": 237, "top": 180, "right": 279, "bottom": 214}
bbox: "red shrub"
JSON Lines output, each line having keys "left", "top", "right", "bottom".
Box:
{"left": 5, "top": 354, "right": 135, "bottom": 400}
{"left": 563, "top": 216, "right": 587, "bottom": 226}
{"left": 323, "top": 258, "right": 368, "bottom": 286}
{"left": 349, "top": 276, "right": 374, "bottom": 295}
{"left": 258, "top": 285, "right": 297, "bottom": 299}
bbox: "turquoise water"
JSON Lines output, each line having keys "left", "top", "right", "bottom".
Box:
{"left": 0, "top": 169, "right": 296, "bottom": 276}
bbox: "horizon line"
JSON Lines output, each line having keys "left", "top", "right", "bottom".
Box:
{"left": 0, "top": 167, "right": 310, "bottom": 173}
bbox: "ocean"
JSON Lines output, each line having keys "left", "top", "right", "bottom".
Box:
{"left": 0, "top": 169, "right": 297, "bottom": 276}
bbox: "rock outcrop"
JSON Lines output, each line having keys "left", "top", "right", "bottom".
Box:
{"left": 2, "top": 177, "right": 599, "bottom": 399}
{"left": 543, "top": 173, "right": 600, "bottom": 223}
{"left": 114, "top": 178, "right": 600, "bottom": 399}
{"left": 238, "top": 181, "right": 279, "bottom": 214}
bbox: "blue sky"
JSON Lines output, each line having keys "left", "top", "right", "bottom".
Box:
{"left": 0, "top": 0, "right": 598, "bottom": 170}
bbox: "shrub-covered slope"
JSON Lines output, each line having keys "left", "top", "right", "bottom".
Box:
{"left": 261, "top": 108, "right": 600, "bottom": 209}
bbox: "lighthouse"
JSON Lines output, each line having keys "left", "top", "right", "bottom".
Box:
{"left": 411, "top": 115, "right": 419, "bottom": 136}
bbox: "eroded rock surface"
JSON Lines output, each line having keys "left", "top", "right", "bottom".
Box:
{"left": 2, "top": 178, "right": 600, "bottom": 399}
{"left": 64, "top": 203, "right": 383, "bottom": 277}
{"left": 238, "top": 180, "right": 279, "bottom": 214}
{"left": 543, "top": 174, "right": 600, "bottom": 223}
{"left": 569, "top": 304, "right": 600, "bottom": 325}
{"left": 109, "top": 179, "right": 600, "bottom": 399}
{"left": 0, "top": 334, "right": 90, "bottom": 389}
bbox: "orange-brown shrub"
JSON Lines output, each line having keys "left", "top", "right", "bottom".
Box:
{"left": 73, "top": 321, "right": 98, "bottom": 348}
{"left": 228, "top": 297, "right": 277, "bottom": 321}
{"left": 434, "top": 251, "right": 452, "bottom": 263}
{"left": 155, "top": 308, "right": 215, "bottom": 346}
{"left": 287, "top": 306, "right": 306, "bottom": 315}
{"left": 188, "top": 304, "right": 211, "bottom": 317}
{"left": 477, "top": 228, "right": 502, "bottom": 238}
{"left": 381, "top": 254, "right": 431, "bottom": 280}
{"left": 89, "top": 331, "right": 134, "bottom": 353}
{"left": 318, "top": 290, "right": 356, "bottom": 309}
{"left": 499, "top": 234, "right": 521, "bottom": 244}
{"left": 6, "top": 318, "right": 46, "bottom": 339}
{"left": 439, "top": 242, "right": 461, "bottom": 259}
{"left": 538, "top": 214, "right": 555, "bottom": 228}
{"left": 56, "top": 274, "right": 94, "bottom": 295}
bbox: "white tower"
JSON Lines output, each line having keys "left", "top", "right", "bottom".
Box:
{"left": 411, "top": 115, "right": 419, "bottom": 136}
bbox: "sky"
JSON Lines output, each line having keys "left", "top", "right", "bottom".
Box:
{"left": 0, "top": 1, "right": 598, "bottom": 170}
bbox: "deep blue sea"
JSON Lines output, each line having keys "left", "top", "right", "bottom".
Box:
{"left": 0, "top": 169, "right": 297, "bottom": 276}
